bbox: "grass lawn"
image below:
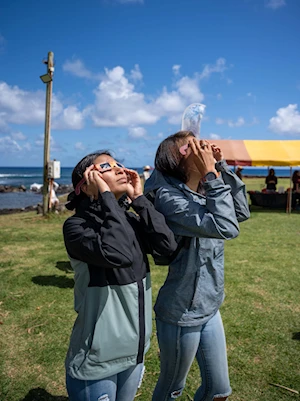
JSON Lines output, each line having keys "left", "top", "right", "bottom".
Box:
{"left": 0, "top": 179, "right": 299, "bottom": 401}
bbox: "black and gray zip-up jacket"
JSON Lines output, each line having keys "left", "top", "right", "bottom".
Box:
{"left": 63, "top": 191, "right": 177, "bottom": 381}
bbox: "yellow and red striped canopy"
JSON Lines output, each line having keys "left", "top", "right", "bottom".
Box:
{"left": 209, "top": 140, "right": 300, "bottom": 167}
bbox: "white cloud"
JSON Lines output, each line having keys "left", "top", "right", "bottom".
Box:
{"left": 154, "top": 74, "right": 204, "bottom": 124}
{"left": 0, "top": 136, "right": 21, "bottom": 153}
{"left": 228, "top": 117, "right": 245, "bottom": 127}
{"left": 265, "top": 0, "right": 286, "bottom": 10}
{"left": 35, "top": 134, "right": 64, "bottom": 152}
{"left": 167, "top": 114, "right": 183, "bottom": 125}
{"left": 269, "top": 104, "right": 300, "bottom": 135}
{"left": 88, "top": 65, "right": 205, "bottom": 127}
{"left": 216, "top": 93, "right": 222, "bottom": 100}
{"left": 63, "top": 59, "right": 101, "bottom": 80}
{"left": 0, "top": 82, "right": 45, "bottom": 126}
{"left": 209, "top": 133, "right": 221, "bottom": 140}
{"left": 89, "top": 66, "right": 159, "bottom": 127}
{"left": 69, "top": 60, "right": 227, "bottom": 128}
{"left": 199, "top": 58, "right": 227, "bottom": 80}
{"left": 216, "top": 117, "right": 245, "bottom": 127}
{"left": 35, "top": 134, "right": 44, "bottom": 147}
{"left": 75, "top": 142, "right": 86, "bottom": 151}
{"left": 154, "top": 89, "right": 185, "bottom": 114}
{"left": 172, "top": 65, "right": 181, "bottom": 75}
{"left": 52, "top": 105, "right": 85, "bottom": 130}
{"left": 227, "top": 78, "right": 233, "bottom": 85}
{"left": 0, "top": 81, "right": 85, "bottom": 131}
{"left": 11, "top": 131, "right": 27, "bottom": 140}
{"left": 176, "top": 76, "right": 204, "bottom": 103}
{"left": 130, "top": 64, "right": 143, "bottom": 81}
{"left": 128, "top": 126, "right": 147, "bottom": 138}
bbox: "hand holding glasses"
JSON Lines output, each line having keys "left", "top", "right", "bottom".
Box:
{"left": 75, "top": 162, "right": 125, "bottom": 196}
{"left": 181, "top": 138, "right": 217, "bottom": 178}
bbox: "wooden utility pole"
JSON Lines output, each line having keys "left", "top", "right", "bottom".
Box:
{"left": 41, "top": 51, "right": 54, "bottom": 215}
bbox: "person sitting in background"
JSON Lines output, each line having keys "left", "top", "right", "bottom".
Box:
{"left": 49, "top": 183, "right": 59, "bottom": 209}
{"left": 265, "top": 168, "right": 277, "bottom": 191}
{"left": 292, "top": 170, "right": 300, "bottom": 192}
{"left": 236, "top": 166, "right": 243, "bottom": 180}
{"left": 142, "top": 165, "right": 151, "bottom": 182}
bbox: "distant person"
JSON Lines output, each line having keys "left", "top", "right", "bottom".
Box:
{"left": 142, "top": 165, "right": 151, "bottom": 182}
{"left": 292, "top": 170, "right": 300, "bottom": 192}
{"left": 292, "top": 170, "right": 300, "bottom": 210}
{"left": 63, "top": 151, "right": 177, "bottom": 401}
{"left": 265, "top": 168, "right": 277, "bottom": 191}
{"left": 49, "top": 182, "right": 59, "bottom": 209}
{"left": 236, "top": 166, "right": 243, "bottom": 180}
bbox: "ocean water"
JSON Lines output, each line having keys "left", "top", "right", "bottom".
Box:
{"left": 0, "top": 166, "right": 143, "bottom": 209}
{"left": 0, "top": 166, "right": 297, "bottom": 210}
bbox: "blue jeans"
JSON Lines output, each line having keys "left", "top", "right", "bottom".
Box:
{"left": 152, "top": 311, "right": 232, "bottom": 401}
{"left": 66, "top": 363, "right": 144, "bottom": 401}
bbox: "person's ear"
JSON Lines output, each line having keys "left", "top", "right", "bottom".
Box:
{"left": 81, "top": 183, "right": 88, "bottom": 195}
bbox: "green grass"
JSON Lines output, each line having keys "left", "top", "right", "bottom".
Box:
{"left": 243, "top": 176, "right": 291, "bottom": 192}
{"left": 0, "top": 191, "right": 300, "bottom": 400}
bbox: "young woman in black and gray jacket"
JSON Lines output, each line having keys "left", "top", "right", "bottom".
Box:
{"left": 63, "top": 151, "right": 177, "bottom": 401}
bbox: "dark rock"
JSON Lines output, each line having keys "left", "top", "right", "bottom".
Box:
{"left": 0, "top": 202, "right": 68, "bottom": 216}
{"left": 56, "top": 184, "right": 73, "bottom": 194}
{"left": 0, "top": 204, "right": 37, "bottom": 215}
{"left": 0, "top": 185, "right": 27, "bottom": 193}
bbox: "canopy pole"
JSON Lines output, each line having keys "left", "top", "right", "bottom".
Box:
{"left": 287, "top": 166, "right": 293, "bottom": 214}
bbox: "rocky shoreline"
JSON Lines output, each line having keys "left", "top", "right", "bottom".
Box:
{"left": 0, "top": 184, "right": 73, "bottom": 194}
{"left": 0, "top": 184, "right": 73, "bottom": 215}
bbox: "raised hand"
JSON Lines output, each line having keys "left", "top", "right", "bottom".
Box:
{"left": 124, "top": 168, "right": 143, "bottom": 200}
{"left": 211, "top": 144, "right": 224, "bottom": 162}
{"left": 83, "top": 165, "right": 111, "bottom": 199}
{"left": 188, "top": 138, "right": 217, "bottom": 177}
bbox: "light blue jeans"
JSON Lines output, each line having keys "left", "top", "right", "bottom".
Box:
{"left": 66, "top": 363, "right": 144, "bottom": 401}
{"left": 152, "top": 311, "right": 232, "bottom": 401}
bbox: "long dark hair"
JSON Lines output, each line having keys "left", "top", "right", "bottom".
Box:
{"left": 155, "top": 131, "right": 195, "bottom": 183}
{"left": 292, "top": 170, "right": 299, "bottom": 183}
{"left": 66, "top": 150, "right": 113, "bottom": 211}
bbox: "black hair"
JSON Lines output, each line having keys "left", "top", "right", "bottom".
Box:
{"left": 66, "top": 150, "right": 113, "bottom": 211}
{"left": 155, "top": 131, "right": 195, "bottom": 183}
{"left": 292, "top": 170, "right": 299, "bottom": 182}
{"left": 268, "top": 168, "right": 275, "bottom": 176}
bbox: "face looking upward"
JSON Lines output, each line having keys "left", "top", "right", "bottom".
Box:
{"left": 93, "top": 154, "right": 128, "bottom": 199}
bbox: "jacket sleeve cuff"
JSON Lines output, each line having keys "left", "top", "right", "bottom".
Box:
{"left": 202, "top": 174, "right": 226, "bottom": 191}
{"left": 131, "top": 194, "right": 152, "bottom": 212}
{"left": 215, "top": 159, "right": 229, "bottom": 172}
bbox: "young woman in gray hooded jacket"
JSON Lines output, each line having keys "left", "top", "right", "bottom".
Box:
{"left": 144, "top": 132, "right": 250, "bottom": 401}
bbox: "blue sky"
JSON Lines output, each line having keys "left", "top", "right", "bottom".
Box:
{"left": 0, "top": 0, "right": 299, "bottom": 167}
